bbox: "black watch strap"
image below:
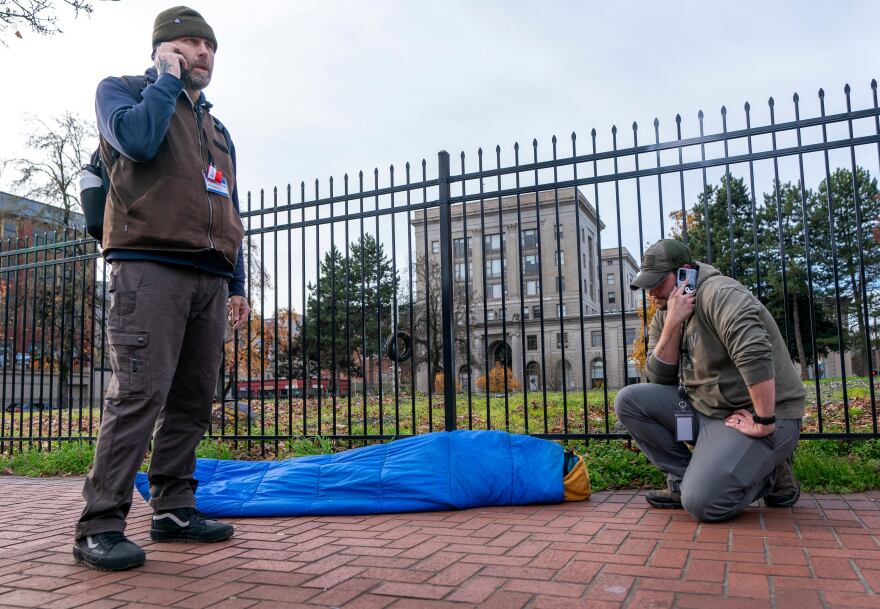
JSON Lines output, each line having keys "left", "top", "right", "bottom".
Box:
{"left": 752, "top": 413, "right": 776, "bottom": 425}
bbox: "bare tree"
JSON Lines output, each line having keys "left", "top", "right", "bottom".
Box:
{"left": 3, "top": 112, "right": 96, "bottom": 228}
{"left": 0, "top": 1, "right": 116, "bottom": 43}
{"left": 402, "top": 255, "right": 481, "bottom": 391}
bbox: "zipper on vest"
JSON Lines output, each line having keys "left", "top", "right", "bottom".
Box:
{"left": 189, "top": 100, "right": 216, "bottom": 251}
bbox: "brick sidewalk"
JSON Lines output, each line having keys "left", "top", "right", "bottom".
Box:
{"left": 0, "top": 477, "right": 877, "bottom": 608}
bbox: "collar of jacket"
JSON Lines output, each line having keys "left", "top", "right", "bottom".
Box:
{"left": 142, "top": 66, "right": 213, "bottom": 111}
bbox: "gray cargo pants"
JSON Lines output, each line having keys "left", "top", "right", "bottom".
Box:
{"left": 614, "top": 383, "right": 800, "bottom": 522}
{"left": 76, "top": 261, "right": 228, "bottom": 540}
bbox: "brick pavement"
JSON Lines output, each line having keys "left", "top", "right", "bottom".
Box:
{"left": 0, "top": 477, "right": 877, "bottom": 608}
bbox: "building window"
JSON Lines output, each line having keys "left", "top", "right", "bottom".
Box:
{"left": 520, "top": 228, "right": 538, "bottom": 250}
{"left": 532, "top": 305, "right": 542, "bottom": 319}
{"left": 627, "top": 358, "right": 640, "bottom": 385}
{"left": 608, "top": 291, "right": 616, "bottom": 304}
{"left": 454, "top": 262, "right": 472, "bottom": 282}
{"left": 527, "top": 335, "right": 537, "bottom": 350}
{"left": 522, "top": 254, "right": 538, "bottom": 275}
{"left": 607, "top": 273, "right": 615, "bottom": 285}
{"left": 453, "top": 237, "right": 472, "bottom": 258}
{"left": 460, "top": 367, "right": 471, "bottom": 391}
{"left": 489, "top": 283, "right": 503, "bottom": 300}
{"left": 485, "top": 258, "right": 503, "bottom": 279}
{"left": 525, "top": 279, "right": 540, "bottom": 296}
{"left": 557, "top": 276, "right": 565, "bottom": 293}
{"left": 591, "top": 330, "right": 602, "bottom": 348}
{"left": 556, "top": 251, "right": 564, "bottom": 266}
{"left": 588, "top": 236, "right": 595, "bottom": 300}
{"left": 591, "top": 358, "right": 605, "bottom": 388}
{"left": 556, "top": 332, "right": 569, "bottom": 349}
{"left": 522, "top": 306, "right": 531, "bottom": 320}
{"left": 485, "top": 233, "right": 503, "bottom": 254}
{"left": 555, "top": 224, "right": 564, "bottom": 240}
{"left": 486, "top": 309, "right": 496, "bottom": 321}
{"left": 626, "top": 328, "right": 637, "bottom": 345}
{"left": 431, "top": 240, "right": 439, "bottom": 254}
{"left": 581, "top": 227, "right": 585, "bottom": 242}
{"left": 557, "top": 304, "right": 567, "bottom": 318}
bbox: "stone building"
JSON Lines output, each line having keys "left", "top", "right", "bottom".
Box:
{"left": 411, "top": 187, "right": 642, "bottom": 392}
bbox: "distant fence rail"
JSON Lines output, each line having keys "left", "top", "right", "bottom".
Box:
{"left": 2, "top": 81, "right": 879, "bottom": 452}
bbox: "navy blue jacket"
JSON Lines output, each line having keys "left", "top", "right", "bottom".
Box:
{"left": 95, "top": 67, "right": 246, "bottom": 297}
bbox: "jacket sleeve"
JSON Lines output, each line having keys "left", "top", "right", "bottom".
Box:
{"left": 228, "top": 136, "right": 247, "bottom": 298}
{"left": 701, "top": 284, "right": 774, "bottom": 385}
{"left": 95, "top": 73, "right": 183, "bottom": 162}
{"left": 645, "top": 310, "right": 679, "bottom": 385}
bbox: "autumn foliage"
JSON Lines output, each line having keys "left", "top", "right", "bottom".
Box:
{"left": 630, "top": 299, "right": 657, "bottom": 372}
{"left": 475, "top": 363, "right": 521, "bottom": 393}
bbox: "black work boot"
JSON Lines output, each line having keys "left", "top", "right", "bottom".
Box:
{"left": 646, "top": 488, "right": 683, "bottom": 509}
{"left": 764, "top": 456, "right": 800, "bottom": 507}
{"left": 73, "top": 531, "right": 145, "bottom": 571}
{"left": 150, "top": 507, "right": 234, "bottom": 543}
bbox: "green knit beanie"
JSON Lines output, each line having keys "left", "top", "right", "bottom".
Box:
{"left": 152, "top": 6, "right": 217, "bottom": 51}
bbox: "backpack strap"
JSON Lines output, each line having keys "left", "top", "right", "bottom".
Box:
{"left": 211, "top": 115, "right": 235, "bottom": 170}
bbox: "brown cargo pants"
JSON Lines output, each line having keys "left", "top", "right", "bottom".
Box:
{"left": 76, "top": 261, "right": 228, "bottom": 540}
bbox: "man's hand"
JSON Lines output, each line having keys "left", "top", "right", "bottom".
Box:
{"left": 228, "top": 295, "right": 250, "bottom": 331}
{"left": 665, "top": 282, "right": 696, "bottom": 327}
{"left": 725, "top": 408, "right": 775, "bottom": 438}
{"left": 154, "top": 42, "right": 188, "bottom": 79}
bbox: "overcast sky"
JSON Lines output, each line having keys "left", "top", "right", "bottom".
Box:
{"left": 1, "top": 0, "right": 877, "bottom": 308}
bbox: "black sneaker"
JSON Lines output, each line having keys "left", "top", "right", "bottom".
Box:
{"left": 150, "top": 507, "right": 234, "bottom": 543}
{"left": 646, "top": 489, "right": 683, "bottom": 509}
{"left": 73, "top": 531, "right": 145, "bottom": 571}
{"left": 764, "top": 456, "right": 800, "bottom": 507}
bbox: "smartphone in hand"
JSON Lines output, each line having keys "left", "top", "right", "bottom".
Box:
{"left": 676, "top": 267, "right": 697, "bottom": 294}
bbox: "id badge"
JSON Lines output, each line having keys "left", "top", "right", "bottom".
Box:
{"left": 675, "top": 410, "right": 694, "bottom": 443}
{"left": 204, "top": 172, "right": 230, "bottom": 197}
{"left": 674, "top": 384, "right": 694, "bottom": 442}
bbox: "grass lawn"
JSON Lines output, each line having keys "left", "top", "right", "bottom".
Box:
{"left": 1, "top": 378, "right": 878, "bottom": 493}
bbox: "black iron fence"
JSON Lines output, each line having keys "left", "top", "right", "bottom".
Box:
{"left": 2, "top": 81, "right": 879, "bottom": 451}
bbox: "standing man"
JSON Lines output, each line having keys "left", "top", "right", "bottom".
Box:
{"left": 74, "top": 6, "right": 250, "bottom": 571}
{"left": 615, "top": 239, "right": 803, "bottom": 522}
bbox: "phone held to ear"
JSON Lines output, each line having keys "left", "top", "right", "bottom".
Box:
{"left": 676, "top": 266, "right": 697, "bottom": 294}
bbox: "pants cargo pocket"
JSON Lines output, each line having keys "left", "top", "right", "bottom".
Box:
{"left": 108, "top": 331, "right": 151, "bottom": 397}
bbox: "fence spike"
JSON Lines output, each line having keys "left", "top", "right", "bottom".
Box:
{"left": 768, "top": 97, "right": 775, "bottom": 107}
{"left": 844, "top": 83, "right": 851, "bottom": 95}
{"left": 872, "top": 79, "right": 877, "bottom": 90}
{"left": 721, "top": 105, "right": 727, "bottom": 116}
{"left": 632, "top": 121, "right": 638, "bottom": 131}
{"left": 818, "top": 88, "right": 825, "bottom": 99}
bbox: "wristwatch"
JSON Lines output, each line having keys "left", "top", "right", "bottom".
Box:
{"left": 751, "top": 413, "right": 776, "bottom": 425}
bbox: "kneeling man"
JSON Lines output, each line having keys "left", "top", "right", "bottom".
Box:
{"left": 615, "top": 239, "right": 803, "bottom": 522}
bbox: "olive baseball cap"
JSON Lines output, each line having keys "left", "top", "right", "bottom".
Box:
{"left": 630, "top": 239, "right": 693, "bottom": 290}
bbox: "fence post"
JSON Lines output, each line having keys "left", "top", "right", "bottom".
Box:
{"left": 438, "top": 150, "right": 457, "bottom": 431}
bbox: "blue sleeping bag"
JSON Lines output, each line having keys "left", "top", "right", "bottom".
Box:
{"left": 135, "top": 430, "right": 564, "bottom": 517}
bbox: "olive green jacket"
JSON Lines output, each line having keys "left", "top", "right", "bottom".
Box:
{"left": 645, "top": 263, "right": 805, "bottom": 420}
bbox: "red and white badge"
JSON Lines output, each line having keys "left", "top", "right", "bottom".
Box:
{"left": 204, "top": 164, "right": 230, "bottom": 198}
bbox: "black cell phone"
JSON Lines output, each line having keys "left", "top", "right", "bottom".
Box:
{"left": 676, "top": 267, "right": 697, "bottom": 294}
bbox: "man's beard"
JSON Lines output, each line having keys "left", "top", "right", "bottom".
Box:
{"left": 182, "top": 66, "right": 211, "bottom": 91}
